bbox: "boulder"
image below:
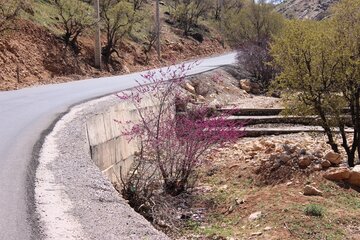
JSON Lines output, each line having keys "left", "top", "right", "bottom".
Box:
{"left": 348, "top": 172, "right": 360, "bottom": 186}
{"left": 298, "top": 156, "right": 312, "bottom": 169}
{"left": 348, "top": 165, "right": 360, "bottom": 186}
{"left": 239, "top": 79, "right": 261, "bottom": 94}
{"left": 324, "top": 152, "right": 342, "bottom": 165}
{"left": 248, "top": 211, "right": 262, "bottom": 221}
{"left": 239, "top": 79, "right": 252, "bottom": 92}
{"left": 303, "top": 185, "right": 323, "bottom": 196}
{"left": 353, "top": 165, "right": 360, "bottom": 172}
{"left": 321, "top": 160, "right": 332, "bottom": 169}
{"left": 323, "top": 167, "right": 351, "bottom": 181}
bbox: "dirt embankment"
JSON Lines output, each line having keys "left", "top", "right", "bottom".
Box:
{"left": 0, "top": 20, "right": 227, "bottom": 91}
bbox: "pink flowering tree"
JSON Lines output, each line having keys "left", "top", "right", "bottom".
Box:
{"left": 117, "top": 63, "right": 245, "bottom": 196}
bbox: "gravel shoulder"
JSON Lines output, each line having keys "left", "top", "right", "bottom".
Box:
{"left": 35, "top": 94, "right": 169, "bottom": 240}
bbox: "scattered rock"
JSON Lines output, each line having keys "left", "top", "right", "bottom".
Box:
{"left": 323, "top": 167, "right": 351, "bottom": 181}
{"left": 264, "top": 226, "right": 272, "bottom": 231}
{"left": 279, "top": 153, "right": 291, "bottom": 163}
{"left": 194, "top": 82, "right": 210, "bottom": 96}
{"left": 299, "top": 149, "right": 307, "bottom": 155}
{"left": 324, "top": 152, "right": 342, "bottom": 165}
{"left": 219, "top": 185, "right": 228, "bottom": 191}
{"left": 313, "top": 150, "right": 324, "bottom": 158}
{"left": 208, "top": 99, "right": 221, "bottom": 109}
{"left": 197, "top": 95, "right": 206, "bottom": 102}
{"left": 313, "top": 164, "right": 323, "bottom": 171}
{"left": 248, "top": 211, "right": 262, "bottom": 221}
{"left": 283, "top": 144, "right": 297, "bottom": 154}
{"left": 251, "top": 232, "right": 263, "bottom": 236}
{"left": 259, "top": 139, "right": 272, "bottom": 147}
{"left": 348, "top": 165, "right": 360, "bottom": 186}
{"left": 298, "top": 156, "right": 312, "bottom": 169}
{"left": 303, "top": 185, "right": 323, "bottom": 196}
{"left": 184, "top": 82, "right": 196, "bottom": 94}
{"left": 235, "top": 198, "right": 245, "bottom": 205}
{"left": 239, "top": 79, "right": 252, "bottom": 93}
{"left": 321, "top": 160, "right": 331, "bottom": 169}
{"left": 239, "top": 79, "right": 261, "bottom": 94}
{"left": 227, "top": 205, "right": 235, "bottom": 214}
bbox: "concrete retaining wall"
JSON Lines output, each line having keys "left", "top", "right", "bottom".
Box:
{"left": 85, "top": 97, "right": 163, "bottom": 183}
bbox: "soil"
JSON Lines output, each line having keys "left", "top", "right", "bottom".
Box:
{"left": 0, "top": 19, "right": 228, "bottom": 91}
{"left": 177, "top": 133, "right": 360, "bottom": 240}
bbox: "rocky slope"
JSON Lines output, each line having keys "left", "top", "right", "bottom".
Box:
{"left": 277, "top": 0, "right": 339, "bottom": 20}
{"left": 0, "top": 2, "right": 226, "bottom": 91}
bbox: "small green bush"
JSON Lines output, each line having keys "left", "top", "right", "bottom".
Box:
{"left": 304, "top": 204, "right": 324, "bottom": 217}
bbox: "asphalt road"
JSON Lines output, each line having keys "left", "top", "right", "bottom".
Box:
{"left": 0, "top": 52, "right": 237, "bottom": 240}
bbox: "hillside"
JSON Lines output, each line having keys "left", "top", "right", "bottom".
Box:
{"left": 277, "top": 0, "right": 339, "bottom": 20}
{"left": 0, "top": 1, "right": 227, "bottom": 91}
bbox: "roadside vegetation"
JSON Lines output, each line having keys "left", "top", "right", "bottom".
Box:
{"left": 112, "top": 0, "right": 360, "bottom": 239}
{"left": 2, "top": 0, "right": 360, "bottom": 239}
{"left": 0, "top": 0, "right": 229, "bottom": 90}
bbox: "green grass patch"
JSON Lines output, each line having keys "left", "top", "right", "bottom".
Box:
{"left": 21, "top": 0, "right": 61, "bottom": 34}
{"left": 304, "top": 204, "right": 324, "bottom": 217}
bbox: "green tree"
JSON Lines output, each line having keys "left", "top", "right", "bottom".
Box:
{"left": 331, "top": 0, "right": 360, "bottom": 166}
{"left": 224, "top": 0, "right": 284, "bottom": 89}
{"left": 168, "top": 0, "right": 212, "bottom": 35}
{"left": 271, "top": 20, "right": 342, "bottom": 153}
{"left": 53, "top": 0, "right": 94, "bottom": 53}
{"left": 271, "top": 0, "right": 360, "bottom": 167}
{"left": 100, "top": 0, "right": 137, "bottom": 67}
{"left": 223, "top": 0, "right": 283, "bottom": 46}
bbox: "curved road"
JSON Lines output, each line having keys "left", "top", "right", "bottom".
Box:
{"left": 0, "top": 52, "right": 237, "bottom": 239}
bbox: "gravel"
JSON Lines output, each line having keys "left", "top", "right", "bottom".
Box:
{"left": 35, "top": 95, "right": 169, "bottom": 240}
